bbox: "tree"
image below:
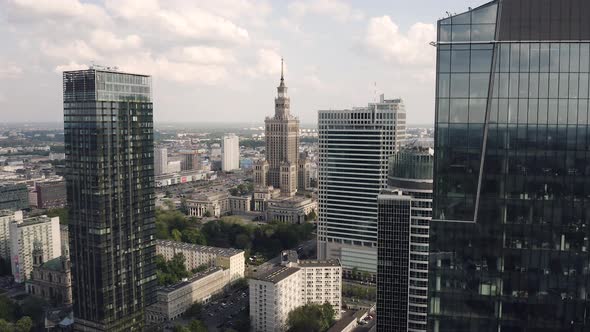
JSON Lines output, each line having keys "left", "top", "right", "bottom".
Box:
{"left": 15, "top": 317, "right": 32, "bottom": 332}
{"left": 46, "top": 208, "right": 69, "bottom": 225}
{"left": 234, "top": 233, "right": 251, "bottom": 250}
{"left": 0, "top": 296, "right": 18, "bottom": 321}
{"left": 287, "top": 303, "right": 335, "bottom": 332}
{"left": 184, "top": 302, "right": 202, "bottom": 319}
{"left": 171, "top": 229, "right": 182, "bottom": 242}
{"left": 0, "top": 319, "right": 11, "bottom": 332}
{"left": 203, "top": 210, "right": 212, "bottom": 218}
{"left": 305, "top": 210, "right": 317, "bottom": 222}
{"left": 173, "top": 325, "right": 190, "bottom": 332}
{"left": 188, "top": 320, "right": 207, "bottom": 332}
{"left": 182, "top": 229, "right": 207, "bottom": 245}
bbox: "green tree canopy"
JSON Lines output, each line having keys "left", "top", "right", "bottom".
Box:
{"left": 15, "top": 317, "right": 32, "bottom": 332}
{"left": 188, "top": 320, "right": 207, "bottom": 332}
{"left": 287, "top": 303, "right": 335, "bottom": 332}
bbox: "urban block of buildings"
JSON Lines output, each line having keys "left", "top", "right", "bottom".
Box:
{"left": 10, "top": 215, "right": 61, "bottom": 283}
{"left": 249, "top": 251, "right": 342, "bottom": 332}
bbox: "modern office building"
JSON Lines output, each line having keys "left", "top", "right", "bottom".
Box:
{"left": 9, "top": 215, "right": 61, "bottom": 283}
{"left": 377, "top": 147, "right": 433, "bottom": 332}
{"left": 260, "top": 60, "right": 299, "bottom": 196}
{"left": 249, "top": 251, "right": 341, "bottom": 332}
{"left": 63, "top": 67, "right": 156, "bottom": 331}
{"left": 35, "top": 180, "right": 67, "bottom": 209}
{"left": 317, "top": 95, "right": 406, "bottom": 275}
{"left": 0, "top": 183, "right": 29, "bottom": 211}
{"left": 0, "top": 210, "right": 23, "bottom": 260}
{"left": 430, "top": 1, "right": 590, "bottom": 331}
{"left": 222, "top": 134, "right": 240, "bottom": 172}
{"left": 154, "top": 147, "right": 168, "bottom": 175}
{"left": 180, "top": 150, "right": 199, "bottom": 172}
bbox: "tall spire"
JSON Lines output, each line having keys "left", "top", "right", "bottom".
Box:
{"left": 280, "top": 57, "right": 284, "bottom": 86}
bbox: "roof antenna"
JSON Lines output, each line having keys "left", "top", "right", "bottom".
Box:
{"left": 281, "top": 57, "right": 284, "bottom": 83}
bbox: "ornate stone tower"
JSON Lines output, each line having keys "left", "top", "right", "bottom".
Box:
{"left": 263, "top": 59, "right": 299, "bottom": 196}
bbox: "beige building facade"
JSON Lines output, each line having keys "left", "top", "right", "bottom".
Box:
{"left": 146, "top": 267, "right": 231, "bottom": 323}
{"left": 155, "top": 240, "right": 245, "bottom": 282}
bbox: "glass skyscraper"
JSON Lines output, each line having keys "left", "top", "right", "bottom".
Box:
{"left": 318, "top": 95, "right": 405, "bottom": 276}
{"left": 431, "top": 0, "right": 590, "bottom": 331}
{"left": 377, "top": 147, "right": 433, "bottom": 332}
{"left": 64, "top": 68, "right": 156, "bottom": 331}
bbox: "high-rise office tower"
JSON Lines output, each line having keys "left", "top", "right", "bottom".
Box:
{"left": 317, "top": 95, "right": 405, "bottom": 276}
{"left": 64, "top": 67, "right": 156, "bottom": 331}
{"left": 261, "top": 59, "right": 299, "bottom": 196}
{"left": 180, "top": 150, "right": 199, "bottom": 171}
{"left": 377, "top": 147, "right": 433, "bottom": 332}
{"left": 222, "top": 134, "right": 240, "bottom": 172}
{"left": 154, "top": 147, "right": 167, "bottom": 175}
{"left": 431, "top": 1, "right": 590, "bottom": 331}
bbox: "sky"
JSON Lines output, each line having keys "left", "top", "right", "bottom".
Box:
{"left": 0, "top": 0, "right": 489, "bottom": 125}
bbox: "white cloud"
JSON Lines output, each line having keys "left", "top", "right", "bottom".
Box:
{"left": 41, "top": 40, "right": 101, "bottom": 62}
{"left": 365, "top": 16, "right": 436, "bottom": 65}
{"left": 105, "top": 0, "right": 250, "bottom": 45}
{"left": 244, "top": 48, "right": 283, "bottom": 78}
{"left": 167, "top": 47, "right": 236, "bottom": 65}
{"left": 7, "top": 0, "right": 111, "bottom": 26}
{"left": 89, "top": 30, "right": 142, "bottom": 52}
{"left": 0, "top": 62, "right": 23, "bottom": 78}
{"left": 288, "top": 0, "right": 363, "bottom": 22}
{"left": 54, "top": 61, "right": 87, "bottom": 73}
{"left": 114, "top": 52, "right": 228, "bottom": 84}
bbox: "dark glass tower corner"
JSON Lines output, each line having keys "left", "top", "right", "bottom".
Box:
{"left": 64, "top": 69, "right": 156, "bottom": 331}
{"left": 431, "top": 0, "right": 590, "bottom": 331}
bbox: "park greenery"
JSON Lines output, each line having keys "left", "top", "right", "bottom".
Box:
{"left": 155, "top": 208, "right": 315, "bottom": 260}
{"left": 173, "top": 320, "right": 207, "bottom": 332}
{"left": 229, "top": 182, "right": 254, "bottom": 197}
{"left": 342, "top": 283, "right": 377, "bottom": 302}
{"left": 155, "top": 254, "right": 191, "bottom": 286}
{"left": 0, "top": 294, "right": 45, "bottom": 331}
{"left": 286, "top": 303, "right": 335, "bottom": 332}
{"left": 45, "top": 207, "right": 69, "bottom": 225}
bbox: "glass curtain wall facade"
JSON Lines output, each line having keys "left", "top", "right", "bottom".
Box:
{"left": 377, "top": 148, "right": 433, "bottom": 332}
{"left": 318, "top": 101, "right": 404, "bottom": 275}
{"left": 64, "top": 69, "right": 156, "bottom": 331}
{"left": 431, "top": 0, "right": 590, "bottom": 331}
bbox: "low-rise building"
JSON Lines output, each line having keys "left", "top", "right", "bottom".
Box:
{"left": 26, "top": 249, "right": 72, "bottom": 306}
{"left": 0, "top": 183, "right": 29, "bottom": 211}
{"left": 155, "top": 170, "right": 212, "bottom": 187}
{"left": 185, "top": 192, "right": 229, "bottom": 218}
{"left": 252, "top": 186, "right": 280, "bottom": 212}
{"left": 35, "top": 180, "right": 67, "bottom": 209}
{"left": 229, "top": 195, "right": 251, "bottom": 214}
{"left": 146, "top": 267, "right": 230, "bottom": 323}
{"left": 155, "top": 240, "right": 245, "bottom": 282}
{"left": 10, "top": 215, "right": 61, "bottom": 283}
{"left": 266, "top": 196, "right": 317, "bottom": 224}
{"left": 249, "top": 251, "right": 342, "bottom": 332}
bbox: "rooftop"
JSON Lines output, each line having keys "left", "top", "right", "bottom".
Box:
{"left": 298, "top": 259, "right": 341, "bottom": 268}
{"left": 39, "top": 257, "right": 66, "bottom": 272}
{"left": 160, "top": 267, "right": 222, "bottom": 292}
{"left": 252, "top": 266, "right": 300, "bottom": 284}
{"left": 155, "top": 239, "right": 244, "bottom": 257}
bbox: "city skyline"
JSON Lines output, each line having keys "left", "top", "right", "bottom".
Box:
{"left": 0, "top": 0, "right": 488, "bottom": 125}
